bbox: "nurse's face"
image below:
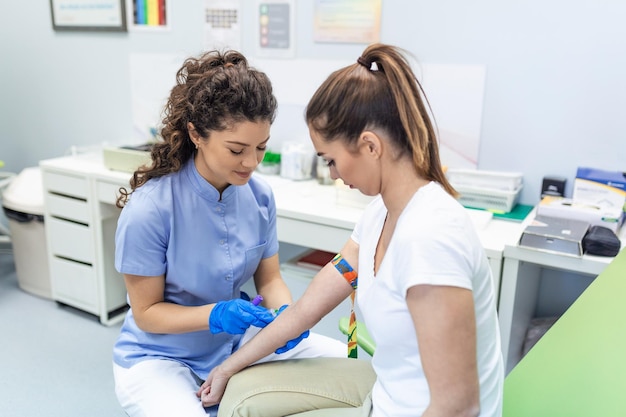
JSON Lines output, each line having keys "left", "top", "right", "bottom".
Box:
{"left": 191, "top": 120, "right": 270, "bottom": 193}
{"left": 310, "top": 128, "right": 380, "bottom": 196}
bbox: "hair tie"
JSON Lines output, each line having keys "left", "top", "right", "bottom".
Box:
{"left": 357, "top": 56, "right": 369, "bottom": 69}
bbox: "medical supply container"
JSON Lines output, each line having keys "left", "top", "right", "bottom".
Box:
{"left": 446, "top": 168, "right": 523, "bottom": 212}
{"left": 1, "top": 167, "right": 51, "bottom": 299}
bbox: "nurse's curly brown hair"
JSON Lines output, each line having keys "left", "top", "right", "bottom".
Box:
{"left": 116, "top": 50, "right": 277, "bottom": 207}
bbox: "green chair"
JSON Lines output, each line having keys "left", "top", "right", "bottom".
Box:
{"left": 503, "top": 248, "right": 626, "bottom": 417}
{"left": 338, "top": 316, "right": 376, "bottom": 357}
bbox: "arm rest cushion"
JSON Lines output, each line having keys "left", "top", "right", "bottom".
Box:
{"left": 218, "top": 358, "right": 375, "bottom": 417}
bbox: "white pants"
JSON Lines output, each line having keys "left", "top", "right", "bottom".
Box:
{"left": 113, "top": 329, "right": 346, "bottom": 417}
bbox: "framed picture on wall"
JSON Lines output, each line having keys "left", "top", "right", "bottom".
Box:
{"left": 50, "top": 0, "right": 127, "bottom": 32}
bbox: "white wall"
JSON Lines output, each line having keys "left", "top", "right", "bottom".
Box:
{"left": 1, "top": 0, "right": 624, "bottom": 206}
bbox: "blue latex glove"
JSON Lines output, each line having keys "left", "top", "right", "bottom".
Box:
{"left": 209, "top": 299, "right": 275, "bottom": 335}
{"left": 274, "top": 304, "right": 310, "bottom": 354}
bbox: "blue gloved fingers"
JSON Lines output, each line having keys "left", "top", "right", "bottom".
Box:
{"left": 237, "top": 305, "right": 275, "bottom": 328}
{"left": 238, "top": 300, "right": 276, "bottom": 323}
{"left": 275, "top": 330, "right": 310, "bottom": 354}
{"left": 209, "top": 299, "right": 276, "bottom": 334}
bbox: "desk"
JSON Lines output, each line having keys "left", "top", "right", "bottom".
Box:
{"left": 498, "top": 211, "right": 626, "bottom": 374}
{"left": 255, "top": 173, "right": 526, "bottom": 300}
{"left": 39, "top": 154, "right": 526, "bottom": 325}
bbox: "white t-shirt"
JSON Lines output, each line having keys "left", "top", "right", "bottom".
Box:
{"left": 352, "top": 182, "right": 503, "bottom": 417}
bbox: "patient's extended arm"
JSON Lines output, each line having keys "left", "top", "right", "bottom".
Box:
{"left": 197, "top": 239, "right": 359, "bottom": 407}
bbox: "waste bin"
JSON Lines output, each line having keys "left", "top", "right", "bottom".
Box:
{"left": 1, "top": 167, "right": 51, "bottom": 299}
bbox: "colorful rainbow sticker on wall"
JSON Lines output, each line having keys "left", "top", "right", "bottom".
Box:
{"left": 133, "top": 0, "right": 167, "bottom": 27}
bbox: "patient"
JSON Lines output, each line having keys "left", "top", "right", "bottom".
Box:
{"left": 198, "top": 43, "right": 504, "bottom": 417}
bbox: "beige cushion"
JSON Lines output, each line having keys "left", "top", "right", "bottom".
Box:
{"left": 217, "top": 358, "right": 375, "bottom": 417}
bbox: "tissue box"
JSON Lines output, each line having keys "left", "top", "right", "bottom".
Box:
{"left": 573, "top": 167, "right": 626, "bottom": 212}
{"left": 519, "top": 215, "right": 590, "bottom": 257}
{"left": 537, "top": 196, "right": 624, "bottom": 233}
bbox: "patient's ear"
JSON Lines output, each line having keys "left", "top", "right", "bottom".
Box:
{"left": 360, "top": 131, "right": 382, "bottom": 159}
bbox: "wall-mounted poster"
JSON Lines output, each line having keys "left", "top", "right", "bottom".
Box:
{"left": 50, "top": 0, "right": 127, "bottom": 31}
{"left": 313, "top": 0, "right": 381, "bottom": 44}
{"left": 204, "top": 0, "right": 241, "bottom": 51}
{"left": 255, "top": 0, "right": 295, "bottom": 58}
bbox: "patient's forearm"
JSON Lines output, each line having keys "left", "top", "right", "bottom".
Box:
{"left": 220, "top": 254, "right": 356, "bottom": 374}
{"left": 222, "top": 305, "right": 309, "bottom": 374}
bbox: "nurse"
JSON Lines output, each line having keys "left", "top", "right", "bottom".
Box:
{"left": 198, "top": 43, "right": 504, "bottom": 417}
{"left": 112, "top": 50, "right": 345, "bottom": 417}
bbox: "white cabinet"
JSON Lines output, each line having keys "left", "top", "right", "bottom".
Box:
{"left": 498, "top": 227, "right": 625, "bottom": 374}
{"left": 40, "top": 157, "right": 130, "bottom": 325}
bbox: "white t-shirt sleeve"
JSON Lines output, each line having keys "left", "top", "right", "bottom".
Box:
{"left": 392, "top": 212, "right": 474, "bottom": 295}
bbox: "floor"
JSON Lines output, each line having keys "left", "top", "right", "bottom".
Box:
{"left": 0, "top": 244, "right": 125, "bottom": 417}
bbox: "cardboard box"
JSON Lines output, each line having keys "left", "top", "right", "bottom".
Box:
{"left": 537, "top": 196, "right": 624, "bottom": 233}
{"left": 573, "top": 167, "right": 626, "bottom": 212}
{"left": 519, "top": 215, "right": 590, "bottom": 257}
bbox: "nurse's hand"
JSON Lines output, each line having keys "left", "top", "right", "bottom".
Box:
{"left": 209, "top": 299, "right": 275, "bottom": 335}
{"left": 274, "top": 304, "right": 310, "bottom": 354}
{"left": 197, "top": 365, "right": 232, "bottom": 407}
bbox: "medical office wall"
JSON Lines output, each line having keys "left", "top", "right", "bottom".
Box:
{"left": 1, "top": 1, "right": 624, "bottom": 206}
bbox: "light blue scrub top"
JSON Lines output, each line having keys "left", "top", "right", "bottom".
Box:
{"left": 113, "top": 159, "right": 279, "bottom": 379}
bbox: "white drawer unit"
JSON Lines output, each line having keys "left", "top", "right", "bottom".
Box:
{"left": 46, "top": 192, "right": 91, "bottom": 224}
{"left": 43, "top": 171, "right": 89, "bottom": 199}
{"left": 40, "top": 160, "right": 129, "bottom": 325}
{"left": 47, "top": 217, "right": 94, "bottom": 264}
{"left": 50, "top": 257, "right": 99, "bottom": 315}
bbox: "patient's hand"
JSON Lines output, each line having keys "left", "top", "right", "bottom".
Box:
{"left": 197, "top": 366, "right": 233, "bottom": 407}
